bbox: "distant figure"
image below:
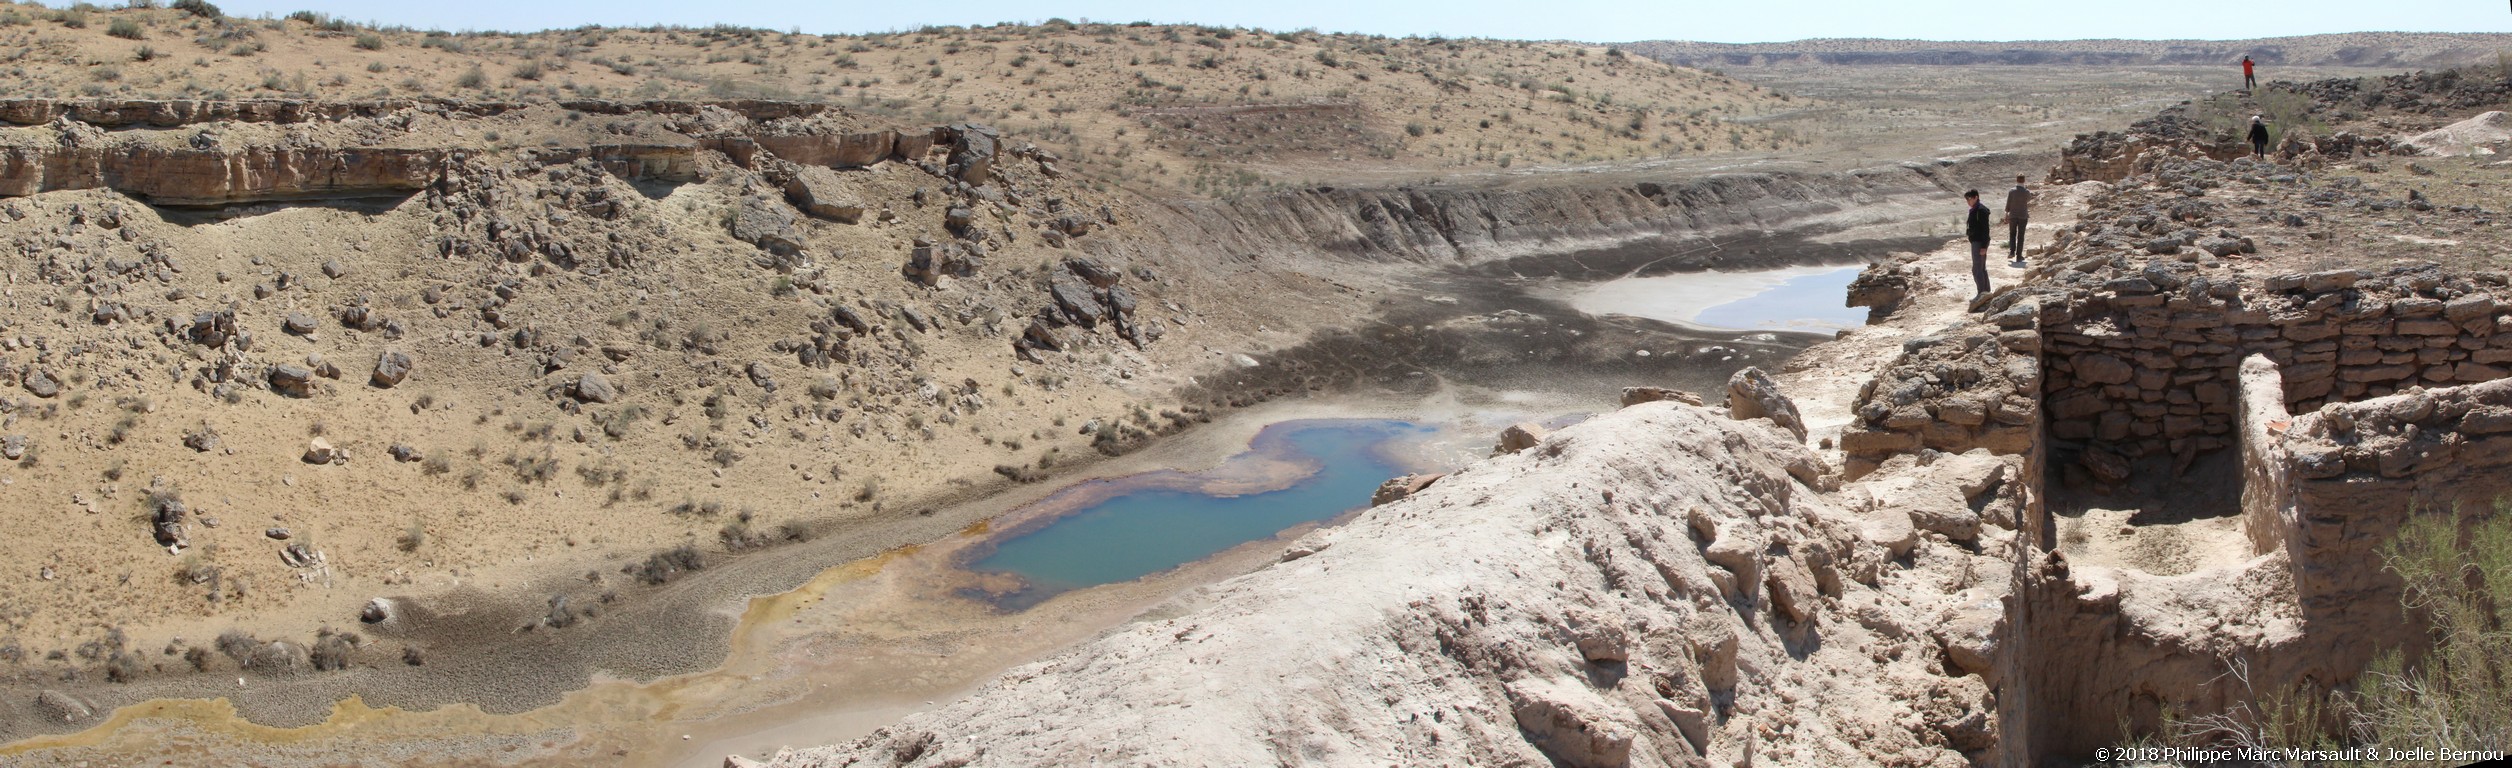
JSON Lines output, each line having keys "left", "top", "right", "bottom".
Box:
{"left": 1964, "top": 190, "right": 1991, "bottom": 298}
{"left": 2242, "top": 55, "right": 2257, "bottom": 90}
{"left": 2002, "top": 175, "right": 2035, "bottom": 265}
{"left": 2248, "top": 115, "right": 2271, "bottom": 159}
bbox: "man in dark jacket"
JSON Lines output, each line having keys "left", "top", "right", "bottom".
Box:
{"left": 2002, "top": 175, "right": 2035, "bottom": 265}
{"left": 1965, "top": 190, "right": 1991, "bottom": 297}
{"left": 2248, "top": 115, "right": 2271, "bottom": 159}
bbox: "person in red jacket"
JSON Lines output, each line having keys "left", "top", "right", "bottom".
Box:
{"left": 2242, "top": 55, "right": 2256, "bottom": 91}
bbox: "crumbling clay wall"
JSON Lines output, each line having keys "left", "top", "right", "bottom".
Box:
{"left": 1837, "top": 312, "right": 2045, "bottom": 475}
{"left": 2248, "top": 369, "right": 2512, "bottom": 682}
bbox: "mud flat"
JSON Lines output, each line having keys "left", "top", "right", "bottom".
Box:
{"left": 1554, "top": 263, "right": 1869, "bottom": 334}
{"left": 0, "top": 390, "right": 1556, "bottom": 768}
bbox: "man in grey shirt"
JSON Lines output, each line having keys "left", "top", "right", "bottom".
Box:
{"left": 2002, "top": 175, "right": 2035, "bottom": 265}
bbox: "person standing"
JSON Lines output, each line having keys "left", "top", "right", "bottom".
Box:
{"left": 1964, "top": 190, "right": 1992, "bottom": 298}
{"left": 2242, "top": 55, "right": 2257, "bottom": 90}
{"left": 2002, "top": 175, "right": 2035, "bottom": 265}
{"left": 2248, "top": 115, "right": 2271, "bottom": 159}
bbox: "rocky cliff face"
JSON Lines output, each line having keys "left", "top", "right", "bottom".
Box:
{"left": 1133, "top": 153, "right": 2040, "bottom": 270}
{"left": 0, "top": 99, "right": 964, "bottom": 206}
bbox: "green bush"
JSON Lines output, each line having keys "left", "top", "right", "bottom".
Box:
{"left": 106, "top": 17, "right": 141, "bottom": 39}
{"left": 171, "top": 0, "right": 219, "bottom": 18}
{"left": 353, "top": 32, "right": 383, "bottom": 50}
{"left": 2165, "top": 511, "right": 2512, "bottom": 763}
{"left": 2348, "top": 512, "right": 2512, "bottom": 755}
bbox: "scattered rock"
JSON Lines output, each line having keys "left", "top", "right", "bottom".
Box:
{"left": 1493, "top": 422, "right": 1548, "bottom": 454}
{"left": 321, "top": 259, "right": 348, "bottom": 279}
{"left": 21, "top": 368, "right": 60, "bottom": 398}
{"left": 1066, "top": 257, "right": 1123, "bottom": 288}
{"left": 783, "top": 166, "right": 865, "bottom": 223}
{"left": 1726, "top": 366, "right": 1807, "bottom": 442}
{"left": 268, "top": 364, "right": 317, "bottom": 397}
{"left": 283, "top": 312, "right": 319, "bottom": 335}
{"left": 730, "top": 194, "right": 805, "bottom": 256}
{"left": 371, "top": 349, "right": 413, "bottom": 387}
{"left": 573, "top": 371, "right": 619, "bottom": 403}
{"left": 1369, "top": 473, "right": 1443, "bottom": 506}
{"left": 279, "top": 543, "right": 319, "bottom": 568}
{"left": 303, "top": 437, "right": 338, "bottom": 464}
{"left": 1620, "top": 386, "right": 1704, "bottom": 407}
{"left": 1766, "top": 556, "right": 1821, "bottom": 623}
{"left": 1, "top": 434, "right": 24, "bottom": 461}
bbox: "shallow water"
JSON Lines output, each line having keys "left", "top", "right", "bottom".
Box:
{"left": 1559, "top": 264, "right": 1866, "bottom": 333}
{"left": 966, "top": 419, "right": 1429, "bottom": 605}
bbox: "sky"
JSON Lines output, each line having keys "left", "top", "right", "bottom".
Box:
{"left": 192, "top": 0, "right": 2509, "bottom": 42}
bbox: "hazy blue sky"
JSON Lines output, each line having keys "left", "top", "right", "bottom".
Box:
{"left": 191, "top": 0, "right": 2509, "bottom": 43}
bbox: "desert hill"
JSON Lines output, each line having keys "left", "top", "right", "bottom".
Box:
{"left": 0, "top": 2, "right": 1802, "bottom": 189}
{"left": 1631, "top": 32, "right": 2512, "bottom": 69}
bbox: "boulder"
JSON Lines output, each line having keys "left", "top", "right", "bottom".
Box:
{"left": 371, "top": 349, "right": 413, "bottom": 387}
{"left": 1935, "top": 597, "right": 2004, "bottom": 680}
{"left": 1725, "top": 366, "right": 1807, "bottom": 442}
{"left": 1493, "top": 422, "right": 1548, "bottom": 454}
{"left": 321, "top": 259, "right": 347, "bottom": 279}
{"left": 1905, "top": 491, "right": 1983, "bottom": 542}
{"left": 267, "top": 364, "right": 316, "bottom": 397}
{"left": 1, "top": 434, "right": 26, "bottom": 461}
{"left": 303, "top": 437, "right": 338, "bottom": 464}
{"left": 782, "top": 166, "right": 865, "bottom": 223}
{"left": 729, "top": 195, "right": 804, "bottom": 255}
{"left": 943, "top": 205, "right": 975, "bottom": 234}
{"left": 946, "top": 123, "right": 999, "bottom": 184}
{"left": 573, "top": 371, "right": 620, "bottom": 404}
{"left": 33, "top": 690, "right": 93, "bottom": 723}
{"left": 1022, "top": 319, "right": 1068, "bottom": 352}
{"left": 1049, "top": 280, "right": 1104, "bottom": 328}
{"left": 20, "top": 368, "right": 59, "bottom": 398}
{"left": 1619, "top": 386, "right": 1703, "bottom": 407}
{"left": 1065, "top": 257, "right": 1123, "bottom": 288}
{"left": 283, "top": 311, "right": 318, "bottom": 335}
{"left": 1370, "top": 473, "right": 1444, "bottom": 506}
{"left": 1766, "top": 556, "right": 1821, "bottom": 623}
{"left": 1702, "top": 526, "right": 1765, "bottom": 593}
{"left": 831, "top": 305, "right": 871, "bottom": 334}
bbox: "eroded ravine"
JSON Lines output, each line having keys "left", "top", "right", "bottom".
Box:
{"left": 0, "top": 216, "right": 1938, "bottom": 767}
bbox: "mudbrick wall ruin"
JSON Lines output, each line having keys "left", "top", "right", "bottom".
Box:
{"left": 1835, "top": 153, "right": 2512, "bottom": 761}
{"left": 2242, "top": 360, "right": 2512, "bottom": 687}
{"left": 2039, "top": 260, "right": 2511, "bottom": 481}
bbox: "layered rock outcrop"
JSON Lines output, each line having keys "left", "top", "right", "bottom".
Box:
{"left": 1132, "top": 151, "right": 2039, "bottom": 269}
{"left": 0, "top": 99, "right": 1006, "bottom": 207}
